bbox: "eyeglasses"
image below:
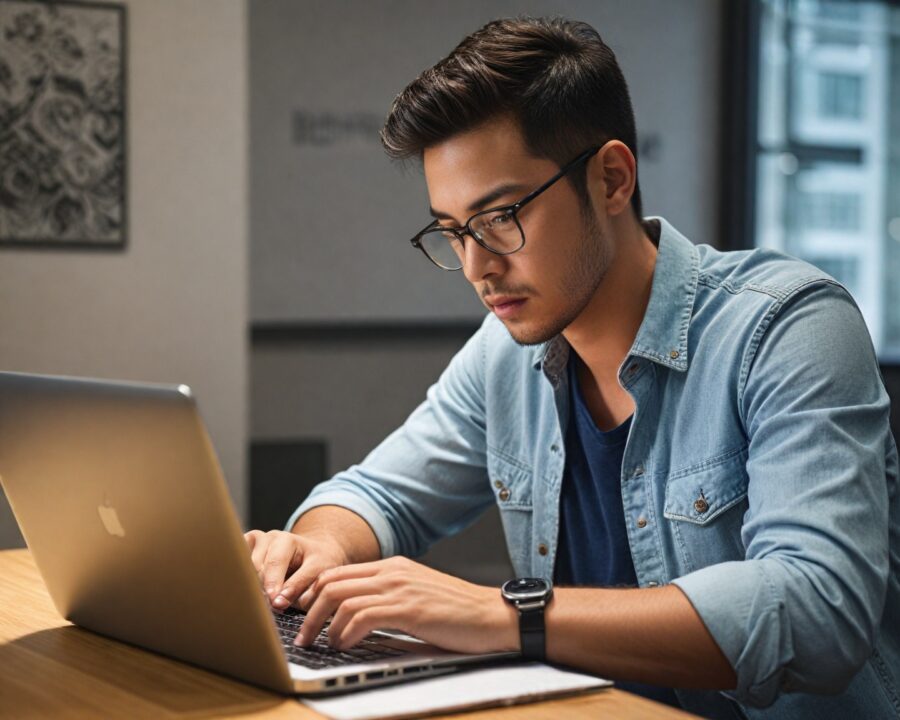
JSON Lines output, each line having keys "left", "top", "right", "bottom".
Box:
{"left": 410, "top": 146, "right": 600, "bottom": 271}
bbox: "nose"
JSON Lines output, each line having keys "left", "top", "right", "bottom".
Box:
{"left": 461, "top": 234, "right": 505, "bottom": 284}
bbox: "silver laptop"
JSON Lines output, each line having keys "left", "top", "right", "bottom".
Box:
{"left": 0, "top": 371, "right": 517, "bottom": 695}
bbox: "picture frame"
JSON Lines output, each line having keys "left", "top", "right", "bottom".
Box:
{"left": 0, "top": 0, "right": 127, "bottom": 249}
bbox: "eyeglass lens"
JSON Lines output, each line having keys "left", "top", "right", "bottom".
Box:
{"left": 419, "top": 209, "right": 523, "bottom": 269}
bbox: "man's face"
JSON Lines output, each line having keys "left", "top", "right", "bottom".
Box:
{"left": 423, "top": 117, "right": 612, "bottom": 346}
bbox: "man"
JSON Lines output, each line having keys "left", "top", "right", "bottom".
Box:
{"left": 244, "top": 17, "right": 900, "bottom": 718}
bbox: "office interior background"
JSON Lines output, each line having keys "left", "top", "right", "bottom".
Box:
{"left": 1, "top": 0, "right": 898, "bottom": 585}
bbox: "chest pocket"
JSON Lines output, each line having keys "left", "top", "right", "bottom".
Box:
{"left": 487, "top": 450, "right": 534, "bottom": 509}
{"left": 663, "top": 446, "right": 749, "bottom": 572}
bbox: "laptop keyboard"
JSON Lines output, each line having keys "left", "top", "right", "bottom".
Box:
{"left": 273, "top": 607, "right": 408, "bottom": 669}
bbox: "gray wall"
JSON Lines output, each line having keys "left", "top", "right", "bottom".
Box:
{"left": 249, "top": 1, "right": 723, "bottom": 581}
{"left": 0, "top": 0, "right": 249, "bottom": 548}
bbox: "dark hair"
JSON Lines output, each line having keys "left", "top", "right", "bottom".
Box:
{"left": 381, "top": 16, "right": 643, "bottom": 220}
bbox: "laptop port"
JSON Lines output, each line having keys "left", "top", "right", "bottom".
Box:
{"left": 325, "top": 679, "right": 338, "bottom": 688}
{"left": 345, "top": 675, "right": 359, "bottom": 685}
{"left": 365, "top": 671, "right": 385, "bottom": 680}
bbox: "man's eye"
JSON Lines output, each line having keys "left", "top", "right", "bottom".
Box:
{"left": 485, "top": 211, "right": 516, "bottom": 231}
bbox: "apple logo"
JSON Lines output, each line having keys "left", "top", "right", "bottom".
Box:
{"left": 97, "top": 496, "right": 126, "bottom": 538}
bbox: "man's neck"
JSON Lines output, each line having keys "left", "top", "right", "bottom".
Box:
{"left": 563, "top": 216, "right": 658, "bottom": 388}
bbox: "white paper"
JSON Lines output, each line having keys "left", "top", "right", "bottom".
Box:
{"left": 301, "top": 662, "right": 612, "bottom": 720}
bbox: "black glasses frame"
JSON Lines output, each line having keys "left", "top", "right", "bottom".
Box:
{"left": 410, "top": 145, "right": 602, "bottom": 270}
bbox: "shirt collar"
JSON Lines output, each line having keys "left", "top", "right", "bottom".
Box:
{"left": 532, "top": 217, "right": 699, "bottom": 377}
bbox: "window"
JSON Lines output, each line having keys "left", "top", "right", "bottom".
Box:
{"left": 749, "top": 0, "right": 900, "bottom": 358}
{"left": 818, "top": 71, "right": 863, "bottom": 119}
{"left": 799, "top": 190, "right": 861, "bottom": 231}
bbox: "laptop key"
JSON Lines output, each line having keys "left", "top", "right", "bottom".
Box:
{"left": 274, "top": 608, "right": 404, "bottom": 669}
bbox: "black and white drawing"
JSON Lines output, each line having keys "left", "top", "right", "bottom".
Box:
{"left": 0, "top": 0, "right": 126, "bottom": 248}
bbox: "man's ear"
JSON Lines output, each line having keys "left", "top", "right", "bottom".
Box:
{"left": 587, "top": 140, "right": 637, "bottom": 218}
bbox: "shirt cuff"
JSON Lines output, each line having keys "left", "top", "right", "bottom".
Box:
{"left": 672, "top": 560, "right": 793, "bottom": 708}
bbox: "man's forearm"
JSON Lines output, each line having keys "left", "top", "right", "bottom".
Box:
{"left": 290, "top": 510, "right": 735, "bottom": 689}
{"left": 290, "top": 505, "right": 381, "bottom": 565}
{"left": 545, "top": 584, "right": 736, "bottom": 689}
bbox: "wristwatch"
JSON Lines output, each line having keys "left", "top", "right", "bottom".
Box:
{"left": 501, "top": 577, "right": 553, "bottom": 661}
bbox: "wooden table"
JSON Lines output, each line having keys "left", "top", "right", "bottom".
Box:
{"left": 0, "top": 550, "right": 697, "bottom": 719}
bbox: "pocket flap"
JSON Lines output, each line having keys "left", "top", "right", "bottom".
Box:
{"left": 663, "top": 446, "right": 749, "bottom": 525}
{"left": 487, "top": 451, "right": 533, "bottom": 508}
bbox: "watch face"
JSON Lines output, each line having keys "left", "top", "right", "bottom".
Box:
{"left": 502, "top": 577, "right": 552, "bottom": 601}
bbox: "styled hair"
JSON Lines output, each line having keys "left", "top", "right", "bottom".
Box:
{"left": 381, "top": 16, "right": 643, "bottom": 220}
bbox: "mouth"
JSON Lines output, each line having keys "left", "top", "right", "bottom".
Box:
{"left": 485, "top": 296, "right": 527, "bottom": 319}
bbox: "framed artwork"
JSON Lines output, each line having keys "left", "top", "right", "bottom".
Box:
{"left": 0, "top": 0, "right": 126, "bottom": 249}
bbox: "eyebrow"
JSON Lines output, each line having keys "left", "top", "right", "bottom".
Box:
{"left": 428, "top": 182, "right": 530, "bottom": 223}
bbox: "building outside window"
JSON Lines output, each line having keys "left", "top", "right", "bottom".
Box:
{"left": 753, "top": 0, "right": 900, "bottom": 358}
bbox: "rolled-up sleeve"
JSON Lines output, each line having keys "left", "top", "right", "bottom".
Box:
{"left": 285, "top": 316, "right": 494, "bottom": 559}
{"left": 673, "top": 281, "right": 891, "bottom": 707}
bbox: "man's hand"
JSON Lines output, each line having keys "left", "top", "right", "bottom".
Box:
{"left": 244, "top": 529, "right": 349, "bottom": 610}
{"left": 244, "top": 506, "right": 381, "bottom": 610}
{"left": 295, "top": 556, "right": 520, "bottom": 654}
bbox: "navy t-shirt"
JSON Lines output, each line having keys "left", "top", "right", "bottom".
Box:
{"left": 555, "top": 358, "right": 681, "bottom": 708}
{"left": 554, "top": 361, "right": 636, "bottom": 588}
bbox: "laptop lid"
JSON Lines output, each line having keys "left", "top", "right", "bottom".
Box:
{"left": 0, "top": 371, "right": 295, "bottom": 694}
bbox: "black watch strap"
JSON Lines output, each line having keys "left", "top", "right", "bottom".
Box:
{"left": 518, "top": 604, "right": 546, "bottom": 661}
{"left": 502, "top": 578, "right": 552, "bottom": 662}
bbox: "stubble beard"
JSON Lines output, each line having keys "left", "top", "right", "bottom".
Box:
{"left": 504, "top": 209, "right": 612, "bottom": 347}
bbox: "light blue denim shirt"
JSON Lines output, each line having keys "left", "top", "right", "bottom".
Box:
{"left": 288, "top": 218, "right": 900, "bottom": 719}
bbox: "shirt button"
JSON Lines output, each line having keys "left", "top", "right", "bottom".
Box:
{"left": 550, "top": 444, "right": 560, "bottom": 453}
{"left": 647, "top": 581, "right": 660, "bottom": 588}
{"left": 627, "top": 363, "right": 639, "bottom": 375}
{"left": 636, "top": 517, "right": 648, "bottom": 529}
{"left": 537, "top": 543, "right": 549, "bottom": 556}
{"left": 669, "top": 349, "right": 680, "bottom": 359}
{"left": 493, "top": 480, "right": 503, "bottom": 489}
{"left": 498, "top": 488, "right": 511, "bottom": 501}
{"left": 694, "top": 497, "right": 709, "bottom": 514}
